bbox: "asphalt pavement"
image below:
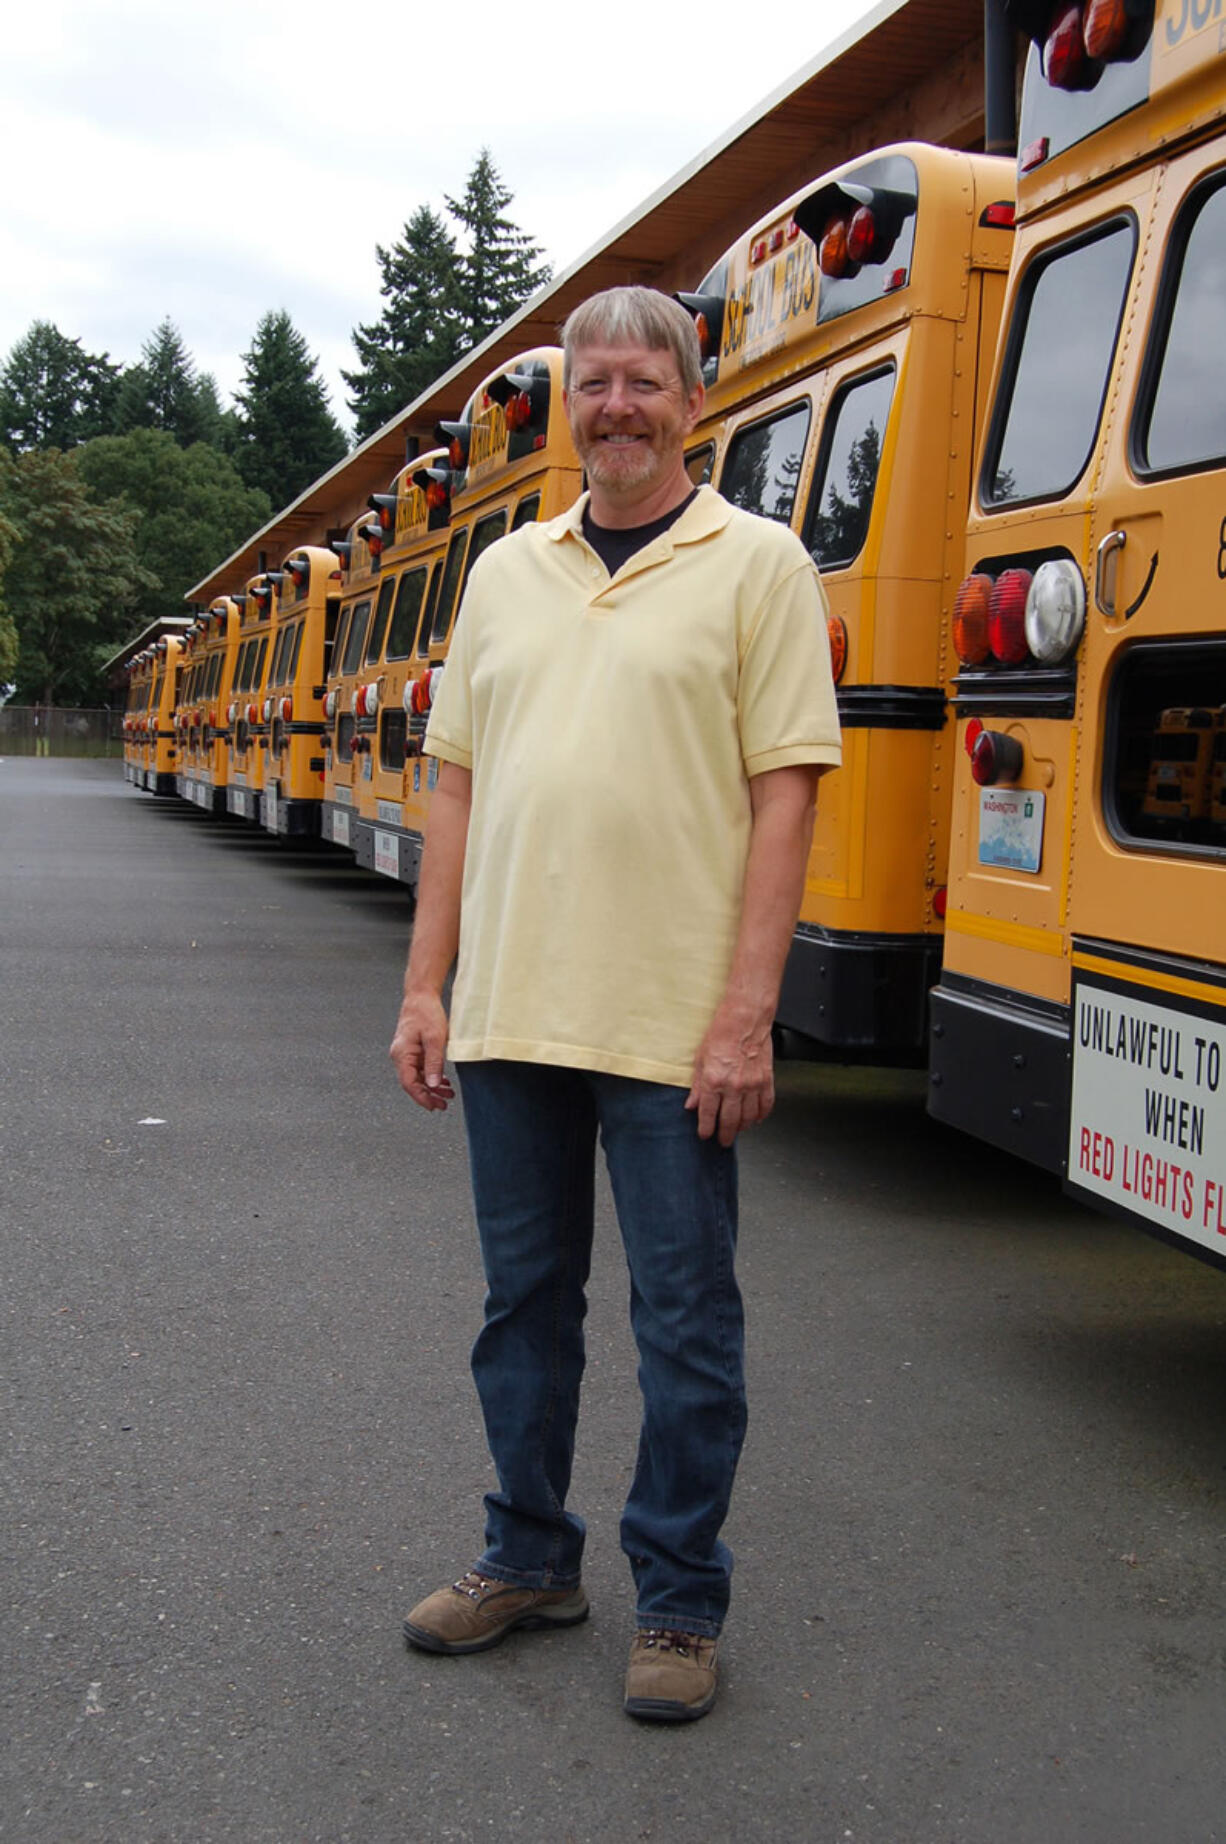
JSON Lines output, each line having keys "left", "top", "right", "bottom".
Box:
{"left": 3, "top": 757, "right": 1225, "bottom": 1844}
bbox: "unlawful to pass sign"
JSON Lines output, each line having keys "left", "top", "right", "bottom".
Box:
{"left": 1068, "top": 973, "right": 1226, "bottom": 1258}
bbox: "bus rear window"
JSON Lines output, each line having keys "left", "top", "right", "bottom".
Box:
{"left": 512, "top": 493, "right": 541, "bottom": 529}
{"left": 366, "top": 578, "right": 395, "bottom": 665}
{"left": 719, "top": 401, "right": 811, "bottom": 525}
{"left": 805, "top": 367, "right": 895, "bottom": 571}
{"left": 462, "top": 509, "right": 509, "bottom": 590}
{"left": 431, "top": 532, "right": 469, "bottom": 645}
{"left": 341, "top": 600, "right": 371, "bottom": 674}
{"left": 1106, "top": 640, "right": 1226, "bottom": 858}
{"left": 1136, "top": 177, "right": 1226, "bottom": 476}
{"left": 984, "top": 221, "right": 1134, "bottom": 506}
{"left": 386, "top": 569, "right": 427, "bottom": 661}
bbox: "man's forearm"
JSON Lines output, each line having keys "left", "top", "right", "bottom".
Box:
{"left": 719, "top": 764, "right": 820, "bottom": 1032}
{"left": 404, "top": 760, "right": 472, "bottom": 997}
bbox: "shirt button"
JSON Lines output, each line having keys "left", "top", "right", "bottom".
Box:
{"left": 589, "top": 565, "right": 600, "bottom": 578}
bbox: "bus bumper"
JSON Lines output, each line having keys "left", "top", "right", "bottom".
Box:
{"left": 927, "top": 972, "right": 1070, "bottom": 1174}
{"left": 775, "top": 925, "right": 941, "bottom": 1060}
{"left": 353, "top": 819, "right": 422, "bottom": 889}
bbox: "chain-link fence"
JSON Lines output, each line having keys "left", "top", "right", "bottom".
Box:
{"left": 0, "top": 707, "right": 123, "bottom": 758}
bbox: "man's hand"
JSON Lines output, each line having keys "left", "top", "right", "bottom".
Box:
{"left": 685, "top": 1001, "right": 775, "bottom": 1147}
{"left": 390, "top": 988, "right": 455, "bottom": 1111}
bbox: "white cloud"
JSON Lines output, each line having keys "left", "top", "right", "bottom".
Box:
{"left": 0, "top": 0, "right": 875, "bottom": 429}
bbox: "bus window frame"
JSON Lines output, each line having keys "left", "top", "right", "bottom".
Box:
{"left": 802, "top": 361, "right": 897, "bottom": 574}
{"left": 385, "top": 566, "right": 429, "bottom": 662}
{"left": 716, "top": 398, "right": 813, "bottom": 527}
{"left": 430, "top": 529, "right": 470, "bottom": 647}
{"left": 418, "top": 561, "right": 443, "bottom": 658}
{"left": 341, "top": 598, "right": 372, "bottom": 675}
{"left": 979, "top": 213, "right": 1138, "bottom": 512}
{"left": 512, "top": 492, "right": 542, "bottom": 529}
{"left": 1131, "top": 167, "right": 1226, "bottom": 482}
{"left": 365, "top": 575, "right": 396, "bottom": 666}
{"left": 1102, "top": 636, "right": 1226, "bottom": 862}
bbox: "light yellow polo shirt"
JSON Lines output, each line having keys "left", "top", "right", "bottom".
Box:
{"left": 425, "top": 485, "right": 842, "bottom": 1086}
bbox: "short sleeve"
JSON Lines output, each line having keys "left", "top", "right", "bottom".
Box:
{"left": 737, "top": 556, "right": 842, "bottom": 777}
{"left": 423, "top": 582, "right": 475, "bottom": 769}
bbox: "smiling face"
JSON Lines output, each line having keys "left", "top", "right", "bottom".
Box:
{"left": 564, "top": 338, "right": 704, "bottom": 527}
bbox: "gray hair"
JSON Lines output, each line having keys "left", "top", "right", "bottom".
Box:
{"left": 561, "top": 287, "right": 702, "bottom": 395}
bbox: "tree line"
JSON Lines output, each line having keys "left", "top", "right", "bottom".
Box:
{"left": 0, "top": 150, "right": 549, "bottom": 705}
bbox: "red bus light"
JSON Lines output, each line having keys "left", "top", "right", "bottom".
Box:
{"left": 970, "top": 729, "right": 1025, "bottom": 786}
{"left": 953, "top": 573, "right": 993, "bottom": 666}
{"left": 827, "top": 615, "right": 848, "bottom": 684}
{"left": 1045, "top": 3, "right": 1089, "bottom": 88}
{"left": 847, "top": 205, "right": 877, "bottom": 264}
{"left": 988, "top": 570, "right": 1033, "bottom": 665}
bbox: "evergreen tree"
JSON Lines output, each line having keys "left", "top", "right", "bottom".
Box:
{"left": 0, "top": 509, "right": 19, "bottom": 684}
{"left": 343, "top": 205, "right": 465, "bottom": 440}
{"left": 0, "top": 321, "right": 121, "bottom": 452}
{"left": 76, "top": 428, "right": 271, "bottom": 630}
{"left": 445, "top": 149, "right": 552, "bottom": 345}
{"left": 113, "top": 319, "right": 212, "bottom": 447}
{"left": 233, "top": 310, "right": 347, "bottom": 504}
{"left": 0, "top": 447, "right": 154, "bottom": 704}
{"left": 194, "top": 370, "right": 242, "bottom": 457}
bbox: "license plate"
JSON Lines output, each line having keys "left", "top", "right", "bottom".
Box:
{"left": 977, "top": 786, "right": 1044, "bottom": 874}
{"left": 332, "top": 808, "right": 350, "bottom": 847}
{"left": 265, "top": 789, "right": 279, "bottom": 832}
{"left": 232, "top": 788, "right": 249, "bottom": 818}
{"left": 374, "top": 830, "right": 399, "bottom": 878}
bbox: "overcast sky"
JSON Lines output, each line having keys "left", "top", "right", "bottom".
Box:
{"left": 0, "top": 0, "right": 881, "bottom": 434}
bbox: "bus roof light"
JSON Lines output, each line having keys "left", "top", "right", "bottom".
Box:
{"left": 1045, "top": 3, "right": 1091, "bottom": 88}
{"left": 675, "top": 292, "right": 725, "bottom": 363}
{"left": 846, "top": 205, "right": 878, "bottom": 265}
{"left": 368, "top": 493, "right": 397, "bottom": 532}
{"left": 819, "top": 218, "right": 849, "bottom": 278}
{"left": 988, "top": 569, "right": 1033, "bottom": 666}
{"left": 1083, "top": 0, "right": 1130, "bottom": 59}
{"left": 437, "top": 420, "right": 471, "bottom": 470}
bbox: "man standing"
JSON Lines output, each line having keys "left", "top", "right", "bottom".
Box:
{"left": 390, "top": 287, "right": 841, "bottom": 1721}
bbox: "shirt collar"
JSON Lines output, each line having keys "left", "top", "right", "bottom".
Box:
{"left": 548, "top": 483, "right": 732, "bottom": 547}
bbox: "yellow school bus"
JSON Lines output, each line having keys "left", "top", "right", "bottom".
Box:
{"left": 137, "top": 635, "right": 183, "bottom": 795}
{"left": 349, "top": 448, "right": 452, "bottom": 882}
{"left": 1140, "top": 705, "right": 1216, "bottom": 832}
{"left": 929, "top": 0, "right": 1226, "bottom": 1266}
{"left": 260, "top": 545, "right": 342, "bottom": 839}
{"left": 177, "top": 597, "right": 242, "bottom": 814}
{"left": 225, "top": 571, "right": 278, "bottom": 824}
{"left": 320, "top": 511, "right": 384, "bottom": 852}
{"left": 353, "top": 351, "right": 583, "bottom": 887}
{"left": 122, "top": 650, "right": 154, "bottom": 786}
{"left": 678, "top": 142, "right": 1016, "bottom": 1056}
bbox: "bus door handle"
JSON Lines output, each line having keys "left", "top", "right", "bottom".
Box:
{"left": 1094, "top": 529, "right": 1127, "bottom": 617}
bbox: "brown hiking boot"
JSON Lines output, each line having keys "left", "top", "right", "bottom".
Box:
{"left": 403, "top": 1569, "right": 589, "bottom": 1655}
{"left": 623, "top": 1628, "right": 718, "bottom": 1721}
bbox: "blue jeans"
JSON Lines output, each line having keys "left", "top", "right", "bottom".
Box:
{"left": 456, "top": 1060, "right": 747, "bottom": 1638}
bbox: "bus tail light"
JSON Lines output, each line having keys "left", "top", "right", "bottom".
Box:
{"left": 933, "top": 885, "right": 948, "bottom": 921}
{"left": 827, "top": 615, "right": 848, "bottom": 683}
{"left": 1045, "top": 3, "right": 1090, "bottom": 88}
{"left": 969, "top": 728, "right": 1025, "bottom": 786}
{"left": 247, "top": 703, "right": 259, "bottom": 724}
{"left": 280, "top": 696, "right": 293, "bottom": 722}
{"left": 263, "top": 698, "right": 273, "bottom": 722}
{"left": 228, "top": 701, "right": 238, "bottom": 724}
{"left": 953, "top": 573, "right": 994, "bottom": 666}
{"left": 1024, "top": 559, "right": 1085, "bottom": 663}
{"left": 403, "top": 681, "right": 416, "bottom": 714}
{"left": 988, "top": 569, "right": 1032, "bottom": 665}
{"left": 323, "top": 690, "right": 338, "bottom": 720}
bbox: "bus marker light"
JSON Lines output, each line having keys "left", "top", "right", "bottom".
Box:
{"left": 970, "top": 729, "right": 1025, "bottom": 786}
{"left": 280, "top": 697, "right": 293, "bottom": 722}
{"left": 1025, "top": 559, "right": 1085, "bottom": 663}
{"left": 884, "top": 268, "right": 908, "bottom": 293}
{"left": 769, "top": 227, "right": 784, "bottom": 253}
{"left": 981, "top": 201, "right": 1016, "bottom": 228}
{"left": 827, "top": 615, "right": 848, "bottom": 683}
{"left": 933, "top": 885, "right": 948, "bottom": 920}
{"left": 988, "top": 569, "right": 1032, "bottom": 665}
{"left": 953, "top": 573, "right": 993, "bottom": 666}
{"left": 1020, "top": 137, "right": 1050, "bottom": 172}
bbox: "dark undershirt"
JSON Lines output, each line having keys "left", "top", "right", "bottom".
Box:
{"left": 581, "top": 488, "right": 698, "bottom": 577}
